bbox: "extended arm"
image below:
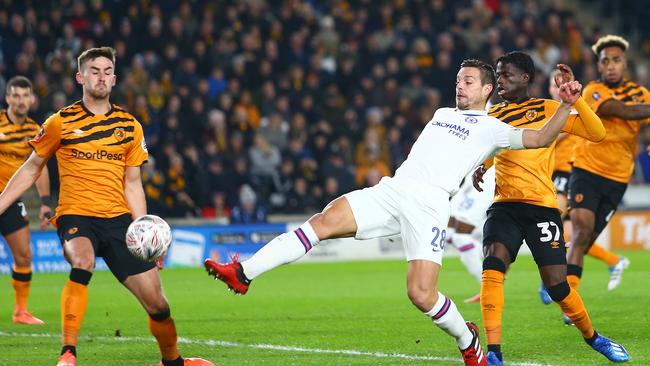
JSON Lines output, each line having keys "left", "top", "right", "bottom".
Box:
{"left": 598, "top": 99, "right": 650, "bottom": 120}
{"left": 34, "top": 165, "right": 53, "bottom": 228}
{"left": 516, "top": 81, "right": 582, "bottom": 149}
{"left": 565, "top": 97, "right": 606, "bottom": 142}
{"left": 124, "top": 165, "right": 147, "bottom": 220}
{"left": 0, "top": 152, "right": 47, "bottom": 215}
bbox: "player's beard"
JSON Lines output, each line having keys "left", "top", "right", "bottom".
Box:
{"left": 12, "top": 105, "right": 28, "bottom": 117}
{"left": 88, "top": 85, "right": 111, "bottom": 100}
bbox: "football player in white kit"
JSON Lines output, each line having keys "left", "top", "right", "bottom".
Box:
{"left": 205, "top": 59, "right": 583, "bottom": 366}
{"left": 447, "top": 165, "right": 496, "bottom": 303}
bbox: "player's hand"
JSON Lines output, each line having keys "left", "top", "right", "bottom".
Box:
{"left": 554, "top": 64, "right": 575, "bottom": 87}
{"left": 39, "top": 205, "right": 52, "bottom": 230}
{"left": 647, "top": 144, "right": 650, "bottom": 156}
{"left": 558, "top": 80, "right": 582, "bottom": 105}
{"left": 472, "top": 165, "right": 486, "bottom": 192}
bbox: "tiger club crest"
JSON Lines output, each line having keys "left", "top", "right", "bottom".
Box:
{"left": 114, "top": 128, "right": 125, "bottom": 141}
{"left": 525, "top": 110, "right": 538, "bottom": 121}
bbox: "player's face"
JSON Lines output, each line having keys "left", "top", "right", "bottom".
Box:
{"left": 597, "top": 46, "right": 626, "bottom": 86}
{"left": 496, "top": 62, "right": 528, "bottom": 101}
{"left": 455, "top": 67, "right": 490, "bottom": 110}
{"left": 5, "top": 86, "right": 33, "bottom": 117}
{"left": 76, "top": 56, "right": 116, "bottom": 100}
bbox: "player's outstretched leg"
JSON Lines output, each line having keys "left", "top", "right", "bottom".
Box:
{"left": 205, "top": 222, "right": 320, "bottom": 294}
{"left": 607, "top": 256, "right": 630, "bottom": 291}
{"left": 587, "top": 332, "right": 630, "bottom": 363}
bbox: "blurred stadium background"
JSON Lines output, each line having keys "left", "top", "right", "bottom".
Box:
{"left": 0, "top": 0, "right": 649, "bottom": 365}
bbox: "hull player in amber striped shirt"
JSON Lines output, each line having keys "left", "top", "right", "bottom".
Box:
{"left": 1, "top": 76, "right": 52, "bottom": 325}
{"left": 538, "top": 70, "right": 628, "bottom": 305}
{"left": 0, "top": 48, "right": 213, "bottom": 366}
{"left": 568, "top": 35, "right": 650, "bottom": 299}
{"left": 473, "top": 52, "right": 628, "bottom": 365}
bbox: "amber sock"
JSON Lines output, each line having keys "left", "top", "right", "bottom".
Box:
{"left": 149, "top": 310, "right": 181, "bottom": 362}
{"left": 557, "top": 288, "right": 594, "bottom": 339}
{"left": 481, "top": 268, "right": 505, "bottom": 346}
{"left": 61, "top": 269, "right": 92, "bottom": 347}
{"left": 11, "top": 265, "right": 32, "bottom": 312}
{"left": 587, "top": 243, "right": 619, "bottom": 267}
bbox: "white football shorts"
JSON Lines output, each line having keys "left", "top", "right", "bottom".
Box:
{"left": 450, "top": 165, "right": 496, "bottom": 228}
{"left": 344, "top": 176, "right": 451, "bottom": 264}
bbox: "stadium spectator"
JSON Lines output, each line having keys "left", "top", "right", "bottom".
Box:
{"left": 0, "top": 0, "right": 647, "bottom": 219}
{"left": 231, "top": 184, "right": 267, "bottom": 224}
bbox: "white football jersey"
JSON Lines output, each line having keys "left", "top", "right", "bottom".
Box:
{"left": 394, "top": 107, "right": 520, "bottom": 194}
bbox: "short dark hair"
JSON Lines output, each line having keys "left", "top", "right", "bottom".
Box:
{"left": 459, "top": 58, "right": 496, "bottom": 98}
{"left": 496, "top": 51, "right": 536, "bottom": 82}
{"left": 6, "top": 76, "right": 32, "bottom": 93}
{"left": 77, "top": 46, "right": 116, "bottom": 71}
{"left": 591, "top": 35, "right": 629, "bottom": 55}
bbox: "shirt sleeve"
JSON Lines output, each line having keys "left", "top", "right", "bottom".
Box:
{"left": 490, "top": 119, "right": 523, "bottom": 149}
{"left": 29, "top": 113, "right": 62, "bottom": 159}
{"left": 126, "top": 120, "right": 148, "bottom": 166}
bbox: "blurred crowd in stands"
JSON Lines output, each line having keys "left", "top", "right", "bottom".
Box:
{"left": 0, "top": 0, "right": 649, "bottom": 222}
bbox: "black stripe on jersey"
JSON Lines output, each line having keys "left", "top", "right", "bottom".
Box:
{"left": 63, "top": 112, "right": 92, "bottom": 124}
{"left": 59, "top": 109, "right": 83, "bottom": 118}
{"left": 60, "top": 126, "right": 135, "bottom": 145}
{"left": 510, "top": 114, "right": 546, "bottom": 127}
{"left": 105, "top": 136, "right": 134, "bottom": 146}
{"left": 489, "top": 103, "right": 509, "bottom": 114}
{"left": 618, "top": 83, "right": 639, "bottom": 95}
{"left": 494, "top": 100, "right": 545, "bottom": 120}
{"left": 619, "top": 91, "right": 644, "bottom": 103}
{"left": 499, "top": 106, "right": 546, "bottom": 124}
{"left": 77, "top": 117, "right": 133, "bottom": 132}
{"left": 3, "top": 127, "right": 39, "bottom": 136}
{"left": 0, "top": 136, "right": 31, "bottom": 144}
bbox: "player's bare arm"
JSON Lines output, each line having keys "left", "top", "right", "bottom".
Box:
{"left": 0, "top": 152, "right": 47, "bottom": 215}
{"left": 124, "top": 165, "right": 147, "bottom": 220}
{"left": 34, "top": 165, "right": 52, "bottom": 228}
{"left": 519, "top": 81, "right": 582, "bottom": 148}
{"left": 597, "top": 99, "right": 650, "bottom": 120}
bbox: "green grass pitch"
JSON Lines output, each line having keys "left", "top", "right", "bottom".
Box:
{"left": 1, "top": 251, "right": 648, "bottom": 365}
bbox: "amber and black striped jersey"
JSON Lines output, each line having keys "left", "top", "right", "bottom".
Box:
{"left": 488, "top": 98, "right": 588, "bottom": 209}
{"left": 30, "top": 101, "right": 148, "bottom": 222}
{"left": 554, "top": 133, "right": 580, "bottom": 173}
{"left": 573, "top": 80, "right": 650, "bottom": 183}
{"left": 0, "top": 110, "right": 41, "bottom": 191}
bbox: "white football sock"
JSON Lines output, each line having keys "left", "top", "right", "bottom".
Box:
{"left": 242, "top": 222, "right": 320, "bottom": 279}
{"left": 425, "top": 292, "right": 473, "bottom": 349}
{"left": 454, "top": 233, "right": 483, "bottom": 284}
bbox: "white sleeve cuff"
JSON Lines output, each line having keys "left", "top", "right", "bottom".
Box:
{"left": 508, "top": 128, "right": 525, "bottom": 150}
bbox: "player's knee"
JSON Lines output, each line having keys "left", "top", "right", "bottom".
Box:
{"left": 546, "top": 281, "right": 570, "bottom": 302}
{"left": 146, "top": 300, "right": 170, "bottom": 315}
{"left": 407, "top": 284, "right": 438, "bottom": 310}
{"left": 148, "top": 308, "right": 171, "bottom": 322}
{"left": 483, "top": 256, "right": 506, "bottom": 273}
{"left": 69, "top": 256, "right": 95, "bottom": 271}
{"left": 310, "top": 211, "right": 343, "bottom": 240}
{"left": 13, "top": 249, "right": 32, "bottom": 267}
